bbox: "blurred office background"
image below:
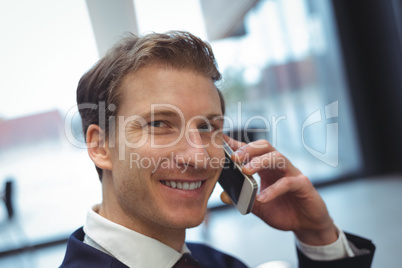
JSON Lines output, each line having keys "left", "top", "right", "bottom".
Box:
{"left": 0, "top": 0, "right": 401, "bottom": 267}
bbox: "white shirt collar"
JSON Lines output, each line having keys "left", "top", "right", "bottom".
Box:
{"left": 83, "top": 205, "right": 190, "bottom": 268}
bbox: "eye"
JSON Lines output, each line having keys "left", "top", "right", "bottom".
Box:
{"left": 148, "top": 121, "right": 168, "bottom": 128}
{"left": 198, "top": 123, "right": 214, "bottom": 132}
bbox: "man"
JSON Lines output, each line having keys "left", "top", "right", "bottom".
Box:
{"left": 60, "top": 31, "right": 375, "bottom": 267}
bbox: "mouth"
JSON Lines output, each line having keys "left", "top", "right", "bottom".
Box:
{"left": 160, "top": 180, "right": 204, "bottom": 191}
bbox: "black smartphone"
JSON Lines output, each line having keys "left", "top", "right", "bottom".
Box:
{"left": 218, "top": 141, "right": 258, "bottom": 214}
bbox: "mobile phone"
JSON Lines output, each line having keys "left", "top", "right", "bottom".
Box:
{"left": 218, "top": 141, "right": 258, "bottom": 215}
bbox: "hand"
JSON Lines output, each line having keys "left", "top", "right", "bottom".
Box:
{"left": 222, "top": 135, "right": 338, "bottom": 246}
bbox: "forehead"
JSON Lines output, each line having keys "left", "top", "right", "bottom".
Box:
{"left": 118, "top": 66, "right": 222, "bottom": 118}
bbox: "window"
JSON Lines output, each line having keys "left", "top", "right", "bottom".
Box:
{"left": 209, "top": 0, "right": 362, "bottom": 183}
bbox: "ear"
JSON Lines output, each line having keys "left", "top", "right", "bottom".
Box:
{"left": 86, "top": 124, "right": 113, "bottom": 171}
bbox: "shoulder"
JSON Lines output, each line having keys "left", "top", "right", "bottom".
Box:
{"left": 59, "top": 227, "right": 128, "bottom": 268}
{"left": 187, "top": 242, "right": 248, "bottom": 268}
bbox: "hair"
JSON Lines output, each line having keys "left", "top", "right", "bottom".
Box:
{"left": 76, "top": 30, "right": 225, "bottom": 179}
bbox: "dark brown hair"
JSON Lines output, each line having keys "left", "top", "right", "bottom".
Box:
{"left": 76, "top": 30, "right": 224, "bottom": 179}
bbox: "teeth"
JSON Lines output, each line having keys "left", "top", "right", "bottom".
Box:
{"left": 183, "top": 182, "right": 189, "bottom": 190}
{"left": 161, "top": 180, "right": 202, "bottom": 190}
{"left": 189, "top": 182, "right": 199, "bottom": 190}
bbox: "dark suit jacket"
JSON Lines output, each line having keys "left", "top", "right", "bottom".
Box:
{"left": 60, "top": 227, "right": 375, "bottom": 268}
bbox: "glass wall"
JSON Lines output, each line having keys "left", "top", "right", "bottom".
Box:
{"left": 0, "top": 0, "right": 101, "bottom": 256}
{"left": 210, "top": 0, "right": 362, "bottom": 183}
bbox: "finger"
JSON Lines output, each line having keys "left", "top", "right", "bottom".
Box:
{"left": 220, "top": 191, "right": 233, "bottom": 205}
{"left": 242, "top": 151, "right": 289, "bottom": 175}
{"left": 233, "top": 139, "right": 273, "bottom": 163}
{"left": 223, "top": 134, "right": 245, "bottom": 151}
{"left": 255, "top": 176, "right": 303, "bottom": 203}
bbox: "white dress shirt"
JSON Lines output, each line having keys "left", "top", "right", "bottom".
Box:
{"left": 83, "top": 205, "right": 189, "bottom": 268}
{"left": 83, "top": 205, "right": 356, "bottom": 267}
{"left": 296, "top": 223, "right": 355, "bottom": 260}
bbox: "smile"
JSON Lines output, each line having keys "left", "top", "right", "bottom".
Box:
{"left": 160, "top": 180, "right": 203, "bottom": 190}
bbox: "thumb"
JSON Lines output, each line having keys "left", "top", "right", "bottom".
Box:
{"left": 220, "top": 191, "right": 233, "bottom": 205}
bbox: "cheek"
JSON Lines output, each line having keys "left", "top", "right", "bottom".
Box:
{"left": 113, "top": 158, "right": 153, "bottom": 205}
{"left": 127, "top": 146, "right": 172, "bottom": 175}
{"left": 124, "top": 130, "right": 149, "bottom": 148}
{"left": 150, "top": 134, "right": 183, "bottom": 147}
{"left": 204, "top": 131, "right": 223, "bottom": 144}
{"left": 207, "top": 147, "right": 225, "bottom": 172}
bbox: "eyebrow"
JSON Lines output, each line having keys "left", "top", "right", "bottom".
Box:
{"left": 204, "top": 114, "right": 224, "bottom": 122}
{"left": 137, "top": 110, "right": 224, "bottom": 123}
{"left": 138, "top": 110, "right": 179, "bottom": 120}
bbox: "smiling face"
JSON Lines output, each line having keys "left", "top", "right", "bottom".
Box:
{"left": 101, "top": 65, "right": 224, "bottom": 238}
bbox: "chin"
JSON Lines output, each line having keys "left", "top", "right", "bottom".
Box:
{"left": 165, "top": 209, "right": 206, "bottom": 229}
{"left": 184, "top": 216, "right": 205, "bottom": 228}
{"left": 175, "top": 218, "right": 204, "bottom": 230}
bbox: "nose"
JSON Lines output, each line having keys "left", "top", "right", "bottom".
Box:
{"left": 174, "top": 127, "right": 210, "bottom": 169}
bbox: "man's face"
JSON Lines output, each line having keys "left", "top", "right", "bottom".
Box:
{"left": 107, "top": 65, "right": 224, "bottom": 233}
